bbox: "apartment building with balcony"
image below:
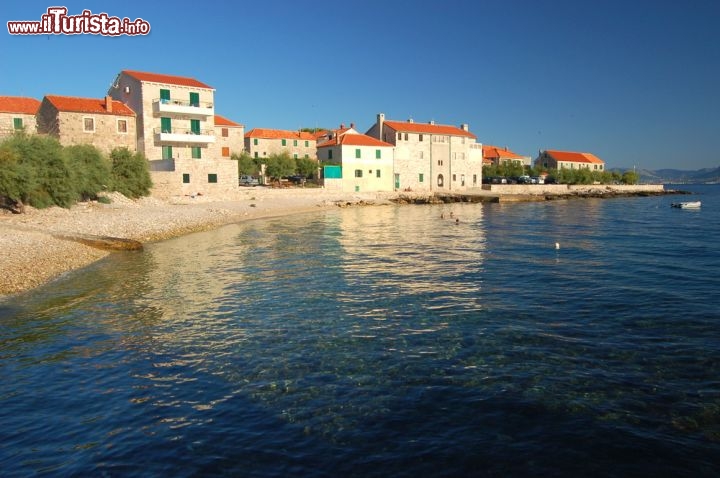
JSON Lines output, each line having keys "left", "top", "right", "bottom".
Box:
{"left": 244, "top": 128, "right": 317, "bottom": 160}
{"left": 107, "top": 70, "right": 238, "bottom": 197}
{"left": 0, "top": 96, "right": 41, "bottom": 139}
{"left": 317, "top": 129, "right": 394, "bottom": 192}
{"left": 366, "top": 113, "right": 483, "bottom": 192}
{"left": 36, "top": 95, "right": 136, "bottom": 153}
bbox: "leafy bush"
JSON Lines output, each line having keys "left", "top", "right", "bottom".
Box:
{"left": 65, "top": 144, "right": 111, "bottom": 201}
{"left": 109, "top": 147, "right": 152, "bottom": 198}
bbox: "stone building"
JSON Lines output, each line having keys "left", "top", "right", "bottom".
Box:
{"left": 535, "top": 150, "right": 605, "bottom": 171}
{"left": 244, "top": 128, "right": 317, "bottom": 160}
{"left": 482, "top": 145, "right": 531, "bottom": 168}
{"left": 107, "top": 70, "right": 239, "bottom": 197}
{"left": 214, "top": 114, "right": 245, "bottom": 160}
{"left": 366, "top": 113, "right": 483, "bottom": 192}
{"left": 36, "top": 95, "right": 136, "bottom": 153}
{"left": 317, "top": 129, "right": 394, "bottom": 192}
{"left": 0, "top": 96, "right": 41, "bottom": 139}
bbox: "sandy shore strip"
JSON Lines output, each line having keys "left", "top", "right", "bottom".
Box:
{"left": 0, "top": 188, "right": 413, "bottom": 297}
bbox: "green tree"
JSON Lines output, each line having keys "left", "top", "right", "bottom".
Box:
{"left": 233, "top": 151, "right": 258, "bottom": 176}
{"left": 296, "top": 157, "right": 318, "bottom": 179}
{"left": 65, "top": 144, "right": 111, "bottom": 201}
{"left": 621, "top": 170, "right": 639, "bottom": 185}
{"left": 265, "top": 151, "right": 296, "bottom": 179}
{"left": 0, "top": 147, "right": 26, "bottom": 212}
{"left": 109, "top": 147, "right": 152, "bottom": 198}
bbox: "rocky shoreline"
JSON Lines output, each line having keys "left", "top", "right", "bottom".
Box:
{"left": 1, "top": 186, "right": 678, "bottom": 297}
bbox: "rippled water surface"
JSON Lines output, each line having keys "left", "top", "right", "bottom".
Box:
{"left": 2, "top": 185, "right": 720, "bottom": 476}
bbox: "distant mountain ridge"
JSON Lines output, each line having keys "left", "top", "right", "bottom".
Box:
{"left": 611, "top": 166, "right": 720, "bottom": 184}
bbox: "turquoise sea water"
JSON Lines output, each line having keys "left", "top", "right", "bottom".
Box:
{"left": 1, "top": 185, "right": 719, "bottom": 476}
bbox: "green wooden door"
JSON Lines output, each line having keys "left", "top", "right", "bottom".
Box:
{"left": 189, "top": 92, "right": 199, "bottom": 107}
{"left": 161, "top": 117, "right": 171, "bottom": 133}
{"left": 160, "top": 89, "right": 170, "bottom": 103}
{"left": 190, "top": 119, "right": 200, "bottom": 134}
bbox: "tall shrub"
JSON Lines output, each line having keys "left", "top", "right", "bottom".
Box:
{"left": 109, "top": 147, "right": 152, "bottom": 198}
{"left": 65, "top": 144, "right": 111, "bottom": 201}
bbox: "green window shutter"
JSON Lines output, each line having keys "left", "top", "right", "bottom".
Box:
{"left": 190, "top": 119, "right": 200, "bottom": 134}
{"left": 293, "top": 139, "right": 298, "bottom": 146}
{"left": 305, "top": 141, "right": 309, "bottom": 147}
{"left": 182, "top": 173, "right": 190, "bottom": 183}
{"left": 189, "top": 92, "right": 199, "bottom": 107}
{"left": 160, "top": 89, "right": 170, "bottom": 102}
{"left": 355, "top": 149, "right": 361, "bottom": 158}
{"left": 419, "top": 173, "right": 424, "bottom": 182}
{"left": 161, "top": 117, "right": 171, "bottom": 133}
{"left": 192, "top": 147, "right": 201, "bottom": 159}
{"left": 254, "top": 152, "right": 258, "bottom": 158}
{"left": 293, "top": 153, "right": 298, "bottom": 159}
{"left": 208, "top": 174, "right": 218, "bottom": 183}
{"left": 13, "top": 118, "right": 23, "bottom": 129}
{"left": 162, "top": 146, "right": 173, "bottom": 159}
{"left": 375, "top": 149, "right": 381, "bottom": 159}
{"left": 253, "top": 138, "right": 258, "bottom": 145}
{"left": 376, "top": 170, "right": 381, "bottom": 178}
{"left": 282, "top": 139, "right": 287, "bottom": 146}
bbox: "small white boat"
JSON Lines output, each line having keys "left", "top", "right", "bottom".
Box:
{"left": 671, "top": 201, "right": 701, "bottom": 209}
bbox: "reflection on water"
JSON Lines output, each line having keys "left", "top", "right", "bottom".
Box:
{"left": 2, "top": 194, "right": 720, "bottom": 477}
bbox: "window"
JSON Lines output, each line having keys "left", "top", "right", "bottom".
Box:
{"left": 461, "top": 174, "right": 465, "bottom": 186}
{"left": 354, "top": 169, "right": 363, "bottom": 178}
{"left": 253, "top": 138, "right": 258, "bottom": 145}
{"left": 222, "top": 147, "right": 230, "bottom": 157}
{"left": 254, "top": 152, "right": 258, "bottom": 158}
{"left": 376, "top": 169, "right": 381, "bottom": 178}
{"left": 189, "top": 92, "right": 199, "bottom": 107}
{"left": 190, "top": 119, "right": 200, "bottom": 135}
{"left": 160, "top": 89, "right": 170, "bottom": 103}
{"left": 404, "top": 133, "right": 408, "bottom": 141}
{"left": 453, "top": 174, "right": 457, "bottom": 181}
{"left": 13, "top": 117, "right": 23, "bottom": 130}
{"left": 473, "top": 174, "right": 477, "bottom": 186}
{"left": 293, "top": 153, "right": 298, "bottom": 159}
{"left": 355, "top": 149, "right": 361, "bottom": 159}
{"left": 328, "top": 150, "right": 333, "bottom": 160}
{"left": 293, "top": 139, "right": 298, "bottom": 146}
{"left": 305, "top": 141, "right": 309, "bottom": 147}
{"left": 83, "top": 117, "right": 95, "bottom": 132}
{"left": 375, "top": 149, "right": 381, "bottom": 159}
{"left": 191, "top": 147, "right": 201, "bottom": 159}
{"left": 437, "top": 160, "right": 443, "bottom": 166}
{"left": 222, "top": 128, "right": 228, "bottom": 137}
{"left": 162, "top": 146, "right": 173, "bottom": 159}
{"left": 419, "top": 173, "right": 424, "bottom": 182}
{"left": 397, "top": 132, "right": 402, "bottom": 141}
{"left": 282, "top": 139, "right": 287, "bottom": 146}
{"left": 304, "top": 154, "right": 309, "bottom": 159}
{"left": 161, "top": 117, "right": 171, "bottom": 133}
{"left": 208, "top": 174, "right": 218, "bottom": 183}
{"left": 419, "top": 134, "right": 423, "bottom": 141}
{"left": 182, "top": 173, "right": 190, "bottom": 183}
{"left": 117, "top": 119, "right": 128, "bottom": 133}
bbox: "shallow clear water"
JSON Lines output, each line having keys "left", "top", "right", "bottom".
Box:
{"left": 2, "top": 185, "right": 719, "bottom": 477}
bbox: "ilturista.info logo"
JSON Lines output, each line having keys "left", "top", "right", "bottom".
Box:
{"left": 7, "top": 7, "right": 150, "bottom": 36}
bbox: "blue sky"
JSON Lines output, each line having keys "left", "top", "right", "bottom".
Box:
{"left": 2, "top": 0, "right": 718, "bottom": 170}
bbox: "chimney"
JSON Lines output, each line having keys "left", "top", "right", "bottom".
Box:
{"left": 377, "top": 113, "right": 385, "bottom": 140}
{"left": 429, "top": 120, "right": 435, "bottom": 125}
{"left": 340, "top": 123, "right": 345, "bottom": 129}
{"left": 408, "top": 118, "right": 414, "bottom": 123}
{"left": 105, "top": 95, "right": 113, "bottom": 113}
{"left": 460, "top": 123, "right": 469, "bottom": 132}
{"left": 350, "top": 122, "right": 355, "bottom": 129}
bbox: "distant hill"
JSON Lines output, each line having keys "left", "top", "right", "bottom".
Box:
{"left": 611, "top": 166, "right": 720, "bottom": 184}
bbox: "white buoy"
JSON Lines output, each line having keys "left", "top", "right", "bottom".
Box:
{"left": 555, "top": 242, "right": 560, "bottom": 250}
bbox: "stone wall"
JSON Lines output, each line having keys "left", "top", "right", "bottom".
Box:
{"left": 44, "top": 110, "right": 136, "bottom": 154}
{"left": 482, "top": 184, "right": 665, "bottom": 194}
{"left": 149, "top": 158, "right": 239, "bottom": 199}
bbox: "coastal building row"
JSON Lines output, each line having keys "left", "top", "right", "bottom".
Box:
{"left": 1, "top": 69, "right": 606, "bottom": 197}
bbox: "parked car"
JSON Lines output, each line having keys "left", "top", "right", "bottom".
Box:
{"left": 239, "top": 175, "right": 259, "bottom": 186}
{"left": 532, "top": 176, "right": 545, "bottom": 184}
{"left": 517, "top": 175, "right": 533, "bottom": 184}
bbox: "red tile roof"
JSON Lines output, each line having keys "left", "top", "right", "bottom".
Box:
{"left": 482, "top": 144, "right": 525, "bottom": 160}
{"left": 0, "top": 96, "right": 41, "bottom": 114}
{"left": 383, "top": 120, "right": 476, "bottom": 139}
{"left": 122, "top": 70, "right": 213, "bottom": 89}
{"left": 44, "top": 95, "right": 135, "bottom": 116}
{"left": 214, "top": 114, "right": 243, "bottom": 127}
{"left": 545, "top": 150, "right": 604, "bottom": 164}
{"left": 318, "top": 133, "right": 393, "bottom": 148}
{"left": 245, "top": 128, "right": 316, "bottom": 141}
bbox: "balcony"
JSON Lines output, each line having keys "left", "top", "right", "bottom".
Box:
{"left": 154, "top": 127, "right": 216, "bottom": 144}
{"left": 152, "top": 98, "right": 214, "bottom": 117}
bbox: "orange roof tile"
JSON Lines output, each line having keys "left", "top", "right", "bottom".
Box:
{"left": 545, "top": 150, "right": 604, "bottom": 164}
{"left": 245, "top": 128, "right": 316, "bottom": 141}
{"left": 122, "top": 70, "right": 213, "bottom": 89}
{"left": 482, "top": 144, "right": 525, "bottom": 160}
{"left": 383, "top": 120, "right": 476, "bottom": 139}
{"left": 0, "top": 96, "right": 41, "bottom": 114}
{"left": 318, "top": 133, "right": 393, "bottom": 148}
{"left": 44, "top": 95, "right": 135, "bottom": 116}
{"left": 214, "top": 114, "right": 242, "bottom": 127}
